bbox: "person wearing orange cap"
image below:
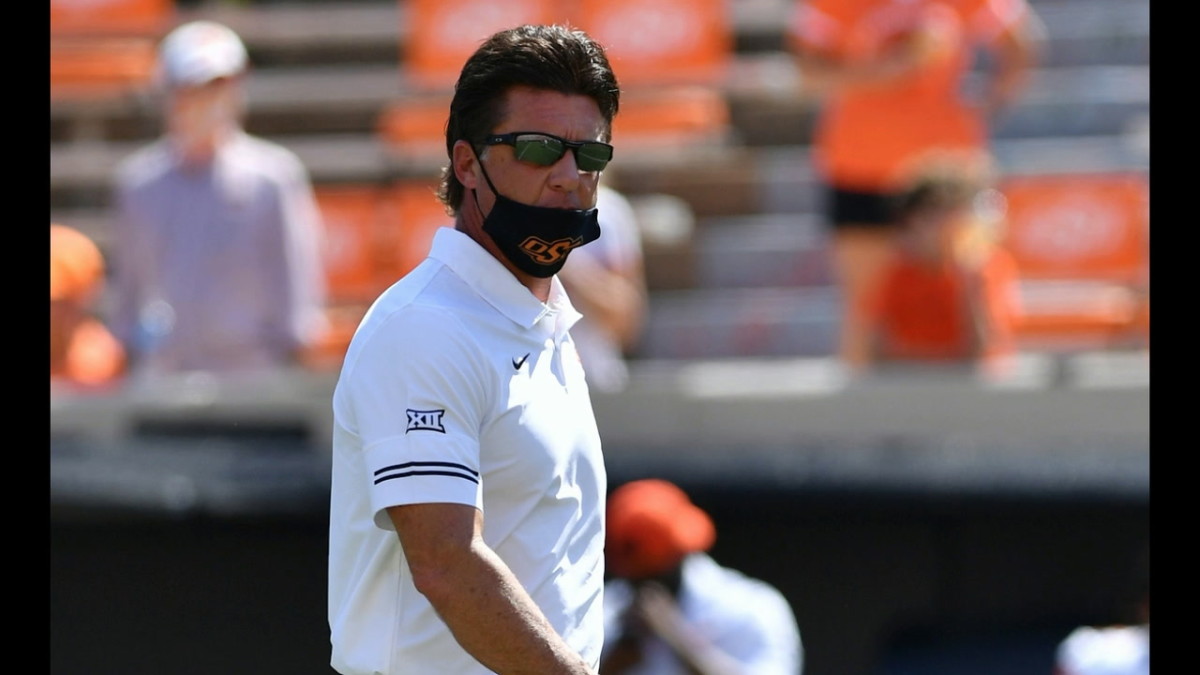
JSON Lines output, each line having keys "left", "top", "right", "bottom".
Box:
{"left": 600, "top": 479, "right": 803, "bottom": 675}
{"left": 50, "top": 224, "right": 126, "bottom": 388}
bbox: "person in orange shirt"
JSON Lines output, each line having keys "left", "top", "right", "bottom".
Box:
{"left": 50, "top": 223, "right": 126, "bottom": 388}
{"left": 847, "top": 154, "right": 1021, "bottom": 372}
{"left": 787, "top": 0, "right": 1044, "bottom": 367}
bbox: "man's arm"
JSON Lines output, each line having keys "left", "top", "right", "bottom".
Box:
{"left": 107, "top": 178, "right": 153, "bottom": 369}
{"left": 794, "top": 41, "right": 931, "bottom": 96}
{"left": 792, "top": 7, "right": 956, "bottom": 99}
{"left": 980, "top": 5, "right": 1046, "bottom": 119}
{"left": 273, "top": 157, "right": 330, "bottom": 365}
{"left": 388, "top": 502, "right": 597, "bottom": 675}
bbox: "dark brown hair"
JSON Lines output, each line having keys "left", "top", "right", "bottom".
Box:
{"left": 896, "top": 167, "right": 982, "bottom": 221}
{"left": 894, "top": 151, "right": 997, "bottom": 222}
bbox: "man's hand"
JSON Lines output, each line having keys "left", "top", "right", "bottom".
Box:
{"left": 630, "top": 582, "right": 745, "bottom": 675}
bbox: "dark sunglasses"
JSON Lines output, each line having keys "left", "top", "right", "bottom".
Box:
{"left": 482, "top": 131, "right": 614, "bottom": 172}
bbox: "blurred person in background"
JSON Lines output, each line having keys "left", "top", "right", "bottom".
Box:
{"left": 559, "top": 182, "right": 648, "bottom": 393}
{"left": 1053, "top": 544, "right": 1149, "bottom": 675}
{"left": 50, "top": 223, "right": 126, "bottom": 389}
{"left": 786, "top": 0, "right": 1044, "bottom": 368}
{"left": 845, "top": 152, "right": 1021, "bottom": 374}
{"left": 600, "top": 479, "right": 803, "bottom": 675}
{"left": 108, "top": 20, "right": 327, "bottom": 378}
{"left": 327, "top": 24, "right": 620, "bottom": 675}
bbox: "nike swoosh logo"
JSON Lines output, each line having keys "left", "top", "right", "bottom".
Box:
{"left": 512, "top": 353, "right": 530, "bottom": 370}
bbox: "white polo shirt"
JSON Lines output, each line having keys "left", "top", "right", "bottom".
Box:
{"left": 328, "top": 227, "right": 607, "bottom": 675}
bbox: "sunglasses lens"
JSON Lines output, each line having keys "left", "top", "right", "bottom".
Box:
{"left": 513, "top": 136, "right": 566, "bottom": 166}
{"left": 575, "top": 143, "right": 612, "bottom": 172}
{"left": 510, "top": 134, "right": 612, "bottom": 171}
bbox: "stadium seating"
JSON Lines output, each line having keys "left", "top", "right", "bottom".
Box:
{"left": 50, "top": 39, "right": 160, "bottom": 101}
{"left": 48, "top": 0, "right": 1152, "bottom": 364}
{"left": 577, "top": 0, "right": 736, "bottom": 163}
{"left": 50, "top": 0, "right": 176, "bottom": 123}
{"left": 314, "top": 179, "right": 451, "bottom": 295}
{"left": 380, "top": 0, "right": 559, "bottom": 172}
{"left": 51, "top": 0, "right": 173, "bottom": 35}
{"left": 383, "top": 0, "right": 737, "bottom": 168}
{"left": 998, "top": 171, "right": 1150, "bottom": 351}
{"left": 310, "top": 178, "right": 452, "bottom": 364}
{"left": 315, "top": 184, "right": 394, "bottom": 306}
{"left": 400, "top": 0, "right": 559, "bottom": 92}
{"left": 575, "top": 0, "right": 732, "bottom": 88}
{"left": 376, "top": 94, "right": 451, "bottom": 174}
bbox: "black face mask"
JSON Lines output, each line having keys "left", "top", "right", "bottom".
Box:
{"left": 472, "top": 154, "right": 601, "bottom": 278}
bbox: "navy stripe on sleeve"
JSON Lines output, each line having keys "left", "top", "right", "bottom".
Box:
{"left": 373, "top": 461, "right": 480, "bottom": 485}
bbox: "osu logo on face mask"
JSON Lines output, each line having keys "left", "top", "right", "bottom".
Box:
{"left": 519, "top": 236, "right": 584, "bottom": 265}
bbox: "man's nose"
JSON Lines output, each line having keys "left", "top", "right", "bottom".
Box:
{"left": 546, "top": 149, "right": 584, "bottom": 193}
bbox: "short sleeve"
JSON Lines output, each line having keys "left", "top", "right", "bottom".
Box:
{"left": 338, "top": 304, "right": 492, "bottom": 530}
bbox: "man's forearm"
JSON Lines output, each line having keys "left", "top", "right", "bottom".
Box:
{"left": 424, "top": 540, "right": 596, "bottom": 675}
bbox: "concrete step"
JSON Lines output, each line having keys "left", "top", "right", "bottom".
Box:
{"left": 754, "top": 134, "right": 1148, "bottom": 216}
{"left": 50, "top": 132, "right": 395, "bottom": 198}
{"left": 51, "top": 55, "right": 1148, "bottom": 144}
{"left": 989, "top": 65, "right": 1149, "bottom": 140}
{"left": 179, "top": 0, "right": 1150, "bottom": 69}
{"left": 720, "top": 0, "right": 1151, "bottom": 68}
{"left": 51, "top": 130, "right": 1149, "bottom": 245}
{"left": 51, "top": 0, "right": 1150, "bottom": 146}
{"left": 1032, "top": 0, "right": 1150, "bottom": 68}
{"left": 691, "top": 212, "right": 835, "bottom": 289}
{"left": 636, "top": 286, "right": 842, "bottom": 359}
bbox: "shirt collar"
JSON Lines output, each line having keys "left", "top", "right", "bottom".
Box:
{"left": 429, "top": 228, "right": 582, "bottom": 336}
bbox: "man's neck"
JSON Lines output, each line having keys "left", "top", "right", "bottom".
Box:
{"left": 171, "top": 129, "right": 236, "bottom": 167}
{"left": 455, "top": 219, "right": 553, "bottom": 304}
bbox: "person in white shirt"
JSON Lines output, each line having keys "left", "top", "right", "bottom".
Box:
{"left": 600, "top": 479, "right": 805, "bottom": 675}
{"left": 559, "top": 183, "right": 648, "bottom": 393}
{"left": 110, "top": 20, "right": 327, "bottom": 376}
{"left": 327, "top": 24, "right": 621, "bottom": 675}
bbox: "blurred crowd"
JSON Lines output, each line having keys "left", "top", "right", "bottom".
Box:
{"left": 50, "top": 0, "right": 1151, "bottom": 392}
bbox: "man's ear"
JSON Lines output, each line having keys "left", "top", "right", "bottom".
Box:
{"left": 452, "top": 140, "right": 479, "bottom": 192}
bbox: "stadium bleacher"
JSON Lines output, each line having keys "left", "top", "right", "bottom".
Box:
{"left": 48, "top": 0, "right": 1151, "bottom": 522}
{"left": 50, "top": 1, "right": 1150, "bottom": 315}
{"left": 48, "top": 0, "right": 1152, "bottom": 503}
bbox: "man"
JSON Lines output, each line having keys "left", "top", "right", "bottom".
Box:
{"left": 327, "top": 24, "right": 620, "bottom": 675}
{"left": 109, "top": 20, "right": 327, "bottom": 376}
{"left": 600, "top": 479, "right": 804, "bottom": 675}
